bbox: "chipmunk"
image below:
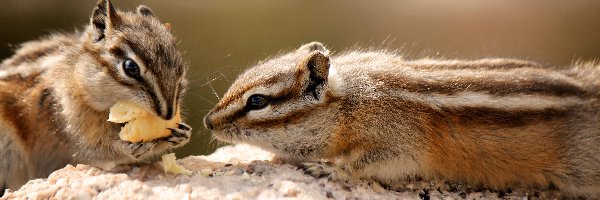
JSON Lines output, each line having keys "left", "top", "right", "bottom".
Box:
{"left": 204, "top": 42, "right": 600, "bottom": 196}
{"left": 0, "top": 0, "right": 191, "bottom": 192}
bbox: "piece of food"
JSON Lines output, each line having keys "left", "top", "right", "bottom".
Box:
{"left": 108, "top": 101, "right": 181, "bottom": 142}
{"left": 161, "top": 153, "right": 192, "bottom": 175}
{"left": 200, "top": 168, "right": 213, "bottom": 177}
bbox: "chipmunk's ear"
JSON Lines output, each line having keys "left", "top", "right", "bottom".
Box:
{"left": 91, "top": 0, "right": 119, "bottom": 42}
{"left": 136, "top": 5, "right": 155, "bottom": 17}
{"left": 306, "top": 52, "right": 330, "bottom": 81}
{"left": 297, "top": 42, "right": 330, "bottom": 55}
{"left": 300, "top": 52, "right": 330, "bottom": 100}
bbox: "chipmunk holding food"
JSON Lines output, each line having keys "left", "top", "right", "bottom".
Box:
{"left": 0, "top": 0, "right": 191, "bottom": 192}
{"left": 204, "top": 42, "right": 600, "bottom": 196}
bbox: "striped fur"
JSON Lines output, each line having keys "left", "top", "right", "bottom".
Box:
{"left": 204, "top": 42, "right": 600, "bottom": 197}
{"left": 0, "top": 0, "right": 189, "bottom": 191}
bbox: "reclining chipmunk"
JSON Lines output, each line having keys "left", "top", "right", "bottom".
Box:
{"left": 0, "top": 0, "right": 191, "bottom": 192}
{"left": 204, "top": 42, "right": 600, "bottom": 197}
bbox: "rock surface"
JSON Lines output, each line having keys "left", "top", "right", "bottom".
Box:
{"left": 2, "top": 144, "right": 566, "bottom": 200}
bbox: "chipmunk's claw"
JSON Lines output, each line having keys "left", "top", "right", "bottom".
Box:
{"left": 177, "top": 123, "right": 192, "bottom": 131}
{"left": 301, "top": 161, "right": 353, "bottom": 184}
{"left": 300, "top": 161, "right": 336, "bottom": 179}
{"left": 166, "top": 122, "right": 192, "bottom": 145}
{"left": 122, "top": 141, "right": 156, "bottom": 158}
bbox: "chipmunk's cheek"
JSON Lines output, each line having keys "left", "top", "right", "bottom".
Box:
{"left": 209, "top": 123, "right": 227, "bottom": 135}
{"left": 211, "top": 126, "right": 237, "bottom": 143}
{"left": 231, "top": 124, "right": 244, "bottom": 136}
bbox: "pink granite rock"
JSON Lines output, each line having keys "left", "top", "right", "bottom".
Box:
{"left": 2, "top": 144, "right": 565, "bottom": 200}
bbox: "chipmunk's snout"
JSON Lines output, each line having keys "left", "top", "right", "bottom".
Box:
{"left": 154, "top": 87, "right": 178, "bottom": 120}
{"left": 163, "top": 104, "right": 174, "bottom": 120}
{"left": 154, "top": 100, "right": 175, "bottom": 120}
{"left": 203, "top": 113, "right": 214, "bottom": 130}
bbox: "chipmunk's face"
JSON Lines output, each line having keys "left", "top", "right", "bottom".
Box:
{"left": 79, "top": 0, "right": 187, "bottom": 120}
{"left": 204, "top": 42, "right": 340, "bottom": 160}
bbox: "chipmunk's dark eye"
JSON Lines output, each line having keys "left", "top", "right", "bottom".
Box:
{"left": 123, "top": 59, "right": 140, "bottom": 78}
{"left": 246, "top": 94, "right": 269, "bottom": 110}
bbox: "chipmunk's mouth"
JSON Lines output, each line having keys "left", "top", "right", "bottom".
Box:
{"left": 212, "top": 124, "right": 243, "bottom": 143}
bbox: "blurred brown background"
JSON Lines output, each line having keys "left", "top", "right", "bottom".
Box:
{"left": 1, "top": 0, "right": 599, "bottom": 157}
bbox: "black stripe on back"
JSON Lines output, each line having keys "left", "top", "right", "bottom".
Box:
{"left": 371, "top": 73, "right": 589, "bottom": 97}
{"left": 440, "top": 105, "right": 571, "bottom": 127}
{"left": 8, "top": 46, "right": 58, "bottom": 66}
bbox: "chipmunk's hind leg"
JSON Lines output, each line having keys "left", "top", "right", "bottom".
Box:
{"left": 300, "top": 157, "right": 396, "bottom": 192}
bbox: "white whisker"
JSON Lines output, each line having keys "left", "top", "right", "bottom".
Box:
{"left": 205, "top": 76, "right": 220, "bottom": 100}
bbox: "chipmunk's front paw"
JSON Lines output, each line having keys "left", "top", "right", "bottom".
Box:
{"left": 122, "top": 123, "right": 192, "bottom": 159}
{"left": 122, "top": 141, "right": 157, "bottom": 158}
{"left": 165, "top": 123, "right": 192, "bottom": 146}
{"left": 300, "top": 161, "right": 350, "bottom": 182}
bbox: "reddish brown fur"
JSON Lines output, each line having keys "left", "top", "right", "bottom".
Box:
{"left": 0, "top": 70, "right": 72, "bottom": 190}
{"left": 421, "top": 108, "right": 568, "bottom": 189}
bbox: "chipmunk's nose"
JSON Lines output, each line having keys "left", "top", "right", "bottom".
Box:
{"left": 203, "top": 113, "right": 214, "bottom": 130}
